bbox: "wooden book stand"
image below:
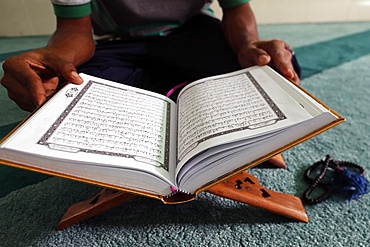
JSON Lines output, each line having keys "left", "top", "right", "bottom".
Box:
{"left": 57, "top": 155, "right": 308, "bottom": 229}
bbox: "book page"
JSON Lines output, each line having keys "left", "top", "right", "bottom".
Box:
{"left": 40, "top": 80, "right": 171, "bottom": 170}
{"left": 174, "top": 66, "right": 340, "bottom": 193}
{"left": 176, "top": 66, "right": 317, "bottom": 170}
{"left": 1, "top": 74, "right": 178, "bottom": 191}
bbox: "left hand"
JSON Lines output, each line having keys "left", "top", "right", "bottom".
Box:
{"left": 237, "top": 39, "right": 300, "bottom": 84}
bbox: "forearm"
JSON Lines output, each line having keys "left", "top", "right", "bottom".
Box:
{"left": 221, "top": 2, "right": 259, "bottom": 54}
{"left": 46, "top": 16, "right": 95, "bottom": 67}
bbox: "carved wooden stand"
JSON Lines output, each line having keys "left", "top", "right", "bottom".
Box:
{"left": 57, "top": 155, "right": 308, "bottom": 230}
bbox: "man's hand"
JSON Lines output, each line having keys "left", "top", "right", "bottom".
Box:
{"left": 1, "top": 49, "right": 83, "bottom": 112}
{"left": 237, "top": 39, "right": 300, "bottom": 84}
{"left": 1, "top": 16, "right": 94, "bottom": 112}
{"left": 221, "top": 3, "right": 300, "bottom": 84}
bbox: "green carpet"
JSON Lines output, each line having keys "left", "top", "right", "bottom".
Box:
{"left": 1, "top": 22, "right": 370, "bottom": 246}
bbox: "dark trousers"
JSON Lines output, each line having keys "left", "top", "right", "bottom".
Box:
{"left": 78, "top": 15, "right": 300, "bottom": 100}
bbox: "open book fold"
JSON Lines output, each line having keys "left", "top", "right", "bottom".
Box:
{"left": 0, "top": 66, "right": 344, "bottom": 204}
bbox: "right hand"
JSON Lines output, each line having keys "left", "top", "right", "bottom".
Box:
{"left": 237, "top": 39, "right": 300, "bottom": 84}
{"left": 1, "top": 48, "right": 83, "bottom": 112}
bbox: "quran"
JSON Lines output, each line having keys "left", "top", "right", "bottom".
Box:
{"left": 0, "top": 66, "right": 344, "bottom": 202}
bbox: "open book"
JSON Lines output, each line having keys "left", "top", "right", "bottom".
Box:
{"left": 0, "top": 66, "right": 344, "bottom": 203}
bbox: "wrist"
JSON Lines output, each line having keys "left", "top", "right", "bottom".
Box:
{"left": 221, "top": 3, "right": 259, "bottom": 53}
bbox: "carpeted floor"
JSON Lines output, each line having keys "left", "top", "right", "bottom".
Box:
{"left": 1, "top": 22, "right": 370, "bottom": 246}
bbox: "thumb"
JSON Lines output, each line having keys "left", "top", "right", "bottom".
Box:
{"left": 257, "top": 54, "right": 271, "bottom": 65}
{"left": 46, "top": 58, "right": 83, "bottom": 85}
{"left": 238, "top": 46, "right": 271, "bottom": 68}
{"left": 59, "top": 63, "right": 83, "bottom": 85}
{"left": 67, "top": 70, "right": 84, "bottom": 84}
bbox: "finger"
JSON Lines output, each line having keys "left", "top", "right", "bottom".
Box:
{"left": 290, "top": 70, "right": 300, "bottom": 85}
{"left": 43, "top": 77, "right": 59, "bottom": 98}
{"left": 238, "top": 44, "right": 271, "bottom": 68}
{"left": 9, "top": 89, "right": 36, "bottom": 112}
{"left": 44, "top": 58, "right": 83, "bottom": 84}
{"left": 2, "top": 76, "right": 36, "bottom": 111}
{"left": 268, "top": 41, "right": 296, "bottom": 76}
{"left": 275, "top": 59, "right": 299, "bottom": 83}
{"left": 2, "top": 58, "right": 47, "bottom": 108}
{"left": 257, "top": 54, "right": 271, "bottom": 65}
{"left": 5, "top": 76, "right": 58, "bottom": 111}
{"left": 276, "top": 63, "right": 300, "bottom": 84}
{"left": 24, "top": 71, "right": 48, "bottom": 107}
{"left": 259, "top": 40, "right": 300, "bottom": 83}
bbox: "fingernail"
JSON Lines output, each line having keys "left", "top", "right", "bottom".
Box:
{"left": 288, "top": 69, "right": 295, "bottom": 79}
{"left": 258, "top": 55, "right": 270, "bottom": 64}
{"left": 71, "top": 71, "right": 79, "bottom": 78}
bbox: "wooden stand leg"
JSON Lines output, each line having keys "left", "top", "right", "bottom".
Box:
{"left": 57, "top": 188, "right": 137, "bottom": 230}
{"left": 263, "top": 154, "right": 286, "bottom": 168}
{"left": 57, "top": 171, "right": 307, "bottom": 229}
{"left": 207, "top": 172, "right": 308, "bottom": 223}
